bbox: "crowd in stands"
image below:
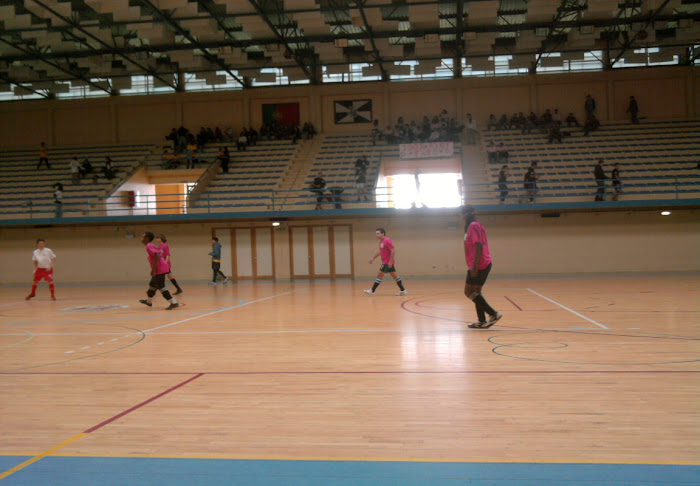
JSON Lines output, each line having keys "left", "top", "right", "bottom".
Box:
{"left": 162, "top": 121, "right": 316, "bottom": 169}
{"left": 372, "top": 110, "right": 463, "bottom": 145}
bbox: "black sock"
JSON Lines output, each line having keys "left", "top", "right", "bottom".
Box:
{"left": 147, "top": 289, "right": 156, "bottom": 298}
{"left": 395, "top": 277, "right": 405, "bottom": 291}
{"left": 162, "top": 289, "right": 173, "bottom": 301}
{"left": 371, "top": 279, "right": 381, "bottom": 292}
{"left": 171, "top": 279, "right": 182, "bottom": 291}
{"left": 472, "top": 293, "right": 495, "bottom": 317}
{"left": 212, "top": 271, "right": 217, "bottom": 282}
{"left": 475, "top": 303, "right": 486, "bottom": 323}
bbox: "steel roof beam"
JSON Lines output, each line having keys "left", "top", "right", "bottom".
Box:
{"left": 136, "top": 0, "right": 249, "bottom": 88}
{"left": 26, "top": 0, "right": 179, "bottom": 91}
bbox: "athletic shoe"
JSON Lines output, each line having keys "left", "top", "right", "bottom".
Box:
{"left": 165, "top": 302, "right": 179, "bottom": 310}
{"left": 25, "top": 294, "right": 35, "bottom": 301}
{"left": 488, "top": 311, "right": 503, "bottom": 327}
{"left": 51, "top": 296, "right": 56, "bottom": 301}
{"left": 468, "top": 321, "right": 488, "bottom": 329}
{"left": 363, "top": 289, "right": 375, "bottom": 295}
{"left": 138, "top": 299, "right": 152, "bottom": 307}
{"left": 396, "top": 290, "right": 408, "bottom": 296}
{"left": 208, "top": 281, "right": 217, "bottom": 286}
{"left": 223, "top": 278, "right": 229, "bottom": 284}
{"left": 174, "top": 289, "right": 183, "bottom": 295}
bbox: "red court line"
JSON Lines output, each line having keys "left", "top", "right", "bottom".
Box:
{"left": 84, "top": 373, "right": 204, "bottom": 433}
{"left": 505, "top": 296, "right": 523, "bottom": 311}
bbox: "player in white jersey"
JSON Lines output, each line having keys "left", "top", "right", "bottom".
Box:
{"left": 26, "top": 238, "right": 57, "bottom": 301}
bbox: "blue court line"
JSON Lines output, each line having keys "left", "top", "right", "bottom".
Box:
{"left": 1, "top": 457, "right": 698, "bottom": 485}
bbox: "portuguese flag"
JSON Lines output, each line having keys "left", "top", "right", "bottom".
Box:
{"left": 262, "top": 103, "right": 300, "bottom": 126}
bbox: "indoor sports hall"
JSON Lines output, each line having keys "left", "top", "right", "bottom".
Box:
{"left": 1, "top": 1, "right": 699, "bottom": 484}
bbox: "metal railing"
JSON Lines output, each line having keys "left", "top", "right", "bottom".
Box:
{"left": 1, "top": 176, "right": 698, "bottom": 220}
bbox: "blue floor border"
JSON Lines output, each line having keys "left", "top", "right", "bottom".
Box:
{"left": 1, "top": 456, "right": 698, "bottom": 485}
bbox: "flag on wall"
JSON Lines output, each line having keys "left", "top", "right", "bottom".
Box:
{"left": 262, "top": 103, "right": 300, "bottom": 126}
{"left": 334, "top": 99, "right": 372, "bottom": 124}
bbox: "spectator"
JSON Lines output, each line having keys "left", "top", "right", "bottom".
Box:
{"left": 584, "top": 94, "right": 596, "bottom": 120}
{"left": 165, "top": 128, "right": 178, "bottom": 150}
{"left": 185, "top": 139, "right": 198, "bottom": 169}
{"left": 498, "top": 165, "right": 510, "bottom": 203}
{"left": 565, "top": 112, "right": 580, "bottom": 127}
{"left": 103, "top": 156, "right": 116, "bottom": 180}
{"left": 583, "top": 114, "right": 600, "bottom": 136}
{"left": 540, "top": 109, "right": 553, "bottom": 130}
{"left": 302, "top": 122, "right": 316, "bottom": 140}
{"left": 225, "top": 127, "right": 234, "bottom": 142}
{"left": 311, "top": 172, "right": 327, "bottom": 210}
{"left": 70, "top": 157, "right": 80, "bottom": 185}
{"left": 497, "top": 143, "right": 509, "bottom": 162}
{"left": 524, "top": 161, "right": 539, "bottom": 203}
{"left": 486, "top": 142, "right": 498, "bottom": 163}
{"left": 52, "top": 182, "right": 63, "bottom": 218}
{"left": 594, "top": 159, "right": 607, "bottom": 201}
{"left": 548, "top": 122, "right": 563, "bottom": 143}
{"left": 37, "top": 142, "right": 51, "bottom": 170}
{"left": 161, "top": 149, "right": 180, "bottom": 169}
{"left": 247, "top": 127, "right": 258, "bottom": 146}
{"left": 355, "top": 167, "right": 370, "bottom": 201}
{"left": 611, "top": 163, "right": 621, "bottom": 201}
{"left": 465, "top": 113, "right": 478, "bottom": 144}
{"left": 214, "top": 127, "right": 224, "bottom": 142}
{"left": 80, "top": 158, "right": 94, "bottom": 178}
{"left": 552, "top": 109, "right": 562, "bottom": 125}
{"left": 236, "top": 132, "right": 248, "bottom": 151}
{"left": 371, "top": 119, "right": 380, "bottom": 145}
{"left": 487, "top": 114, "right": 499, "bottom": 131}
{"left": 508, "top": 113, "right": 520, "bottom": 130}
{"left": 626, "top": 96, "right": 639, "bottom": 124}
{"left": 498, "top": 114, "right": 509, "bottom": 130}
{"left": 218, "top": 147, "right": 230, "bottom": 174}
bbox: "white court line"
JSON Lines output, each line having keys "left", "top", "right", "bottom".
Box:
{"left": 142, "top": 291, "right": 294, "bottom": 333}
{"left": 527, "top": 288, "right": 609, "bottom": 329}
{"left": 0, "top": 301, "right": 25, "bottom": 308}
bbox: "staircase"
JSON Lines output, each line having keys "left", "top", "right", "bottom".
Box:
{"left": 274, "top": 137, "right": 322, "bottom": 209}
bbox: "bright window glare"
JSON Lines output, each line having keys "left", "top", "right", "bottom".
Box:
{"left": 386, "top": 173, "right": 462, "bottom": 209}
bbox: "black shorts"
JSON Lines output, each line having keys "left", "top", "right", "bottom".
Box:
{"left": 379, "top": 264, "right": 396, "bottom": 273}
{"left": 149, "top": 273, "right": 166, "bottom": 289}
{"left": 466, "top": 263, "right": 492, "bottom": 286}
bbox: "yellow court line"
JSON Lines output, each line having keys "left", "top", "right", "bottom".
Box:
{"left": 0, "top": 433, "right": 88, "bottom": 480}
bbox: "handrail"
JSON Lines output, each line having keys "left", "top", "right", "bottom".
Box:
{"left": 187, "top": 157, "right": 220, "bottom": 206}
{"left": 102, "top": 145, "right": 158, "bottom": 200}
{"left": 1, "top": 177, "right": 698, "bottom": 220}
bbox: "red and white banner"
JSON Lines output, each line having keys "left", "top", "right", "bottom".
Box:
{"left": 399, "top": 142, "right": 454, "bottom": 159}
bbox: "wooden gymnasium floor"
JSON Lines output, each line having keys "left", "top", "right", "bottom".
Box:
{"left": 0, "top": 276, "right": 698, "bottom": 485}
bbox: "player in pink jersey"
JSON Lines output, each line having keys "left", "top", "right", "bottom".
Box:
{"left": 139, "top": 232, "right": 179, "bottom": 310}
{"left": 363, "top": 228, "right": 407, "bottom": 296}
{"left": 462, "top": 206, "right": 502, "bottom": 328}
{"left": 156, "top": 234, "right": 183, "bottom": 295}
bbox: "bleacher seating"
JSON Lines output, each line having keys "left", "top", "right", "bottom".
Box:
{"left": 481, "top": 119, "right": 700, "bottom": 202}
{"left": 188, "top": 139, "right": 300, "bottom": 211}
{"left": 0, "top": 143, "right": 155, "bottom": 218}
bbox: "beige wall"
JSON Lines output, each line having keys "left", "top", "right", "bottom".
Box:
{"left": 1, "top": 209, "right": 697, "bottom": 285}
{"left": 54, "top": 105, "right": 112, "bottom": 146}
{"left": 0, "top": 66, "right": 696, "bottom": 149}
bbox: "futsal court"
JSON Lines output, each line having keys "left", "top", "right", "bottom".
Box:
{"left": 1, "top": 276, "right": 698, "bottom": 485}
